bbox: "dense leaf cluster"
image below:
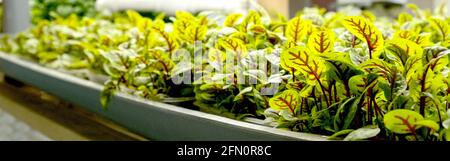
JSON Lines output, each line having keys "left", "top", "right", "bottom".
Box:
{"left": 1, "top": 4, "right": 449, "bottom": 141}
{"left": 31, "top": 0, "right": 98, "bottom": 24}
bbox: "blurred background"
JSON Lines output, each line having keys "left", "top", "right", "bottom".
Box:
{"left": 1, "top": 0, "right": 450, "bottom": 34}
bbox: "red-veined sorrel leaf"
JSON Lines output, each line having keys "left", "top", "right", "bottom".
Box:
{"left": 126, "top": 10, "right": 143, "bottom": 27}
{"left": 239, "top": 10, "right": 262, "bottom": 32}
{"left": 397, "top": 12, "right": 412, "bottom": 25}
{"left": 384, "top": 109, "right": 424, "bottom": 134}
{"left": 280, "top": 46, "right": 326, "bottom": 84}
{"left": 269, "top": 90, "right": 300, "bottom": 115}
{"left": 415, "top": 120, "right": 440, "bottom": 131}
{"left": 152, "top": 25, "right": 179, "bottom": 54}
{"left": 286, "top": 17, "right": 312, "bottom": 44}
{"left": 184, "top": 24, "right": 208, "bottom": 42}
{"left": 219, "top": 37, "right": 248, "bottom": 58}
{"left": 342, "top": 16, "right": 384, "bottom": 59}
{"left": 224, "top": 13, "right": 243, "bottom": 27}
{"left": 361, "top": 59, "right": 394, "bottom": 78}
{"left": 386, "top": 37, "right": 423, "bottom": 65}
{"left": 307, "top": 28, "right": 336, "bottom": 54}
{"left": 413, "top": 33, "right": 433, "bottom": 47}
{"left": 429, "top": 17, "right": 450, "bottom": 42}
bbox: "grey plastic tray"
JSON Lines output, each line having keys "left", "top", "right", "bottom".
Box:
{"left": 0, "top": 52, "right": 328, "bottom": 141}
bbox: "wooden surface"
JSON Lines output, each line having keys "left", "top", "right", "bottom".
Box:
{"left": 0, "top": 73, "right": 148, "bottom": 141}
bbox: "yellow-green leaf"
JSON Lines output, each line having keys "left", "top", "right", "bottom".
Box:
{"left": 208, "top": 48, "right": 226, "bottom": 63}
{"left": 384, "top": 109, "right": 424, "bottom": 134}
{"left": 175, "top": 11, "right": 196, "bottom": 20}
{"left": 219, "top": 37, "right": 248, "bottom": 58}
{"left": 362, "top": 10, "right": 376, "bottom": 22}
{"left": 342, "top": 16, "right": 384, "bottom": 58}
{"left": 152, "top": 26, "right": 179, "bottom": 54}
{"left": 185, "top": 24, "right": 208, "bottom": 42}
{"left": 173, "top": 11, "right": 196, "bottom": 40}
{"left": 307, "top": 28, "right": 336, "bottom": 54}
{"left": 397, "top": 12, "right": 413, "bottom": 25}
{"left": 250, "top": 25, "right": 266, "bottom": 34}
{"left": 137, "top": 18, "right": 152, "bottom": 33}
{"left": 386, "top": 37, "right": 423, "bottom": 65}
{"left": 127, "top": 10, "right": 143, "bottom": 26}
{"left": 393, "top": 30, "right": 414, "bottom": 40}
{"left": 414, "top": 33, "right": 433, "bottom": 47}
{"left": 415, "top": 120, "right": 440, "bottom": 131}
{"left": 224, "top": 13, "right": 243, "bottom": 27}
{"left": 429, "top": 17, "right": 450, "bottom": 42}
{"left": 280, "top": 46, "right": 326, "bottom": 83}
{"left": 348, "top": 75, "right": 366, "bottom": 94}
{"left": 269, "top": 90, "right": 300, "bottom": 114}
{"left": 286, "top": 17, "right": 312, "bottom": 44}
{"left": 239, "top": 10, "right": 261, "bottom": 32}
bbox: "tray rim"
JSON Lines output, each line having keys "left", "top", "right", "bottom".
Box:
{"left": 0, "top": 51, "right": 330, "bottom": 141}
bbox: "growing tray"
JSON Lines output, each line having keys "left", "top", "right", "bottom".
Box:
{"left": 0, "top": 52, "right": 328, "bottom": 141}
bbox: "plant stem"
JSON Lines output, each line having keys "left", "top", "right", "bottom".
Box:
{"left": 419, "top": 65, "right": 430, "bottom": 116}
{"left": 300, "top": 98, "right": 303, "bottom": 115}
{"left": 373, "top": 98, "right": 383, "bottom": 117}
{"left": 344, "top": 79, "right": 351, "bottom": 97}
{"left": 311, "top": 88, "right": 320, "bottom": 111}
{"left": 328, "top": 81, "right": 334, "bottom": 103}
{"left": 351, "top": 35, "right": 357, "bottom": 48}
{"left": 316, "top": 80, "right": 331, "bottom": 107}
{"left": 333, "top": 82, "right": 338, "bottom": 103}
{"left": 367, "top": 89, "right": 372, "bottom": 124}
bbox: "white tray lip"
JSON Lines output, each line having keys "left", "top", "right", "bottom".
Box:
{"left": 0, "top": 51, "right": 329, "bottom": 141}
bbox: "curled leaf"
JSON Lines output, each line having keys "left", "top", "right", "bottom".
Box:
{"left": 429, "top": 17, "right": 449, "bottom": 42}
{"left": 415, "top": 120, "right": 440, "bottom": 131}
{"left": 344, "top": 126, "right": 380, "bottom": 141}
{"left": 224, "top": 13, "right": 243, "bottom": 27}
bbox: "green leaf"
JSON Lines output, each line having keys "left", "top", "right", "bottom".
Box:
{"left": 443, "top": 119, "right": 450, "bottom": 129}
{"left": 324, "top": 53, "right": 364, "bottom": 82}
{"left": 342, "top": 97, "right": 359, "bottom": 130}
{"left": 344, "top": 126, "right": 380, "bottom": 141}
{"left": 269, "top": 90, "right": 300, "bottom": 115}
{"left": 224, "top": 13, "right": 243, "bottom": 27}
{"left": 233, "top": 87, "right": 253, "bottom": 101}
{"left": 280, "top": 46, "right": 326, "bottom": 84}
{"left": 279, "top": 109, "right": 299, "bottom": 121}
{"left": 239, "top": 10, "right": 262, "bottom": 32}
{"left": 100, "top": 80, "right": 118, "bottom": 109}
{"left": 429, "top": 17, "right": 450, "bottom": 42}
{"left": 342, "top": 16, "right": 384, "bottom": 58}
{"left": 446, "top": 129, "right": 450, "bottom": 140}
{"left": 328, "top": 129, "right": 354, "bottom": 140}
{"left": 285, "top": 16, "right": 311, "bottom": 44}
{"left": 307, "top": 28, "right": 336, "bottom": 54}
{"left": 348, "top": 75, "right": 366, "bottom": 94}
{"left": 334, "top": 96, "right": 361, "bottom": 130}
{"left": 383, "top": 109, "right": 424, "bottom": 134}
{"left": 416, "top": 120, "right": 440, "bottom": 131}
